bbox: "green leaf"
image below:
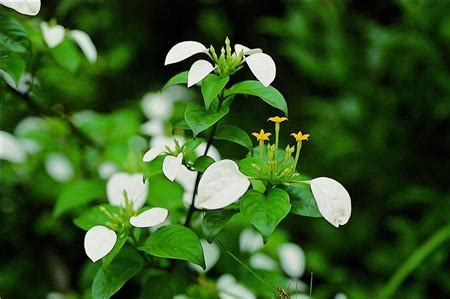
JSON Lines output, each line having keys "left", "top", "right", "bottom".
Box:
{"left": 143, "top": 155, "right": 164, "bottom": 178}
{"left": 162, "top": 71, "right": 188, "bottom": 91}
{"left": 240, "top": 189, "right": 291, "bottom": 237}
{"left": 92, "top": 247, "right": 143, "bottom": 299}
{"left": 224, "top": 80, "right": 288, "bottom": 116}
{"left": 139, "top": 224, "right": 205, "bottom": 268}
{"left": 0, "top": 53, "right": 26, "bottom": 84}
{"left": 285, "top": 183, "right": 322, "bottom": 217}
{"left": 202, "top": 209, "right": 238, "bottom": 242}
{"left": 73, "top": 204, "right": 120, "bottom": 231}
{"left": 193, "top": 156, "right": 215, "bottom": 172}
{"left": 201, "top": 74, "right": 229, "bottom": 110}
{"left": 139, "top": 267, "right": 189, "bottom": 299}
{"left": 214, "top": 124, "right": 253, "bottom": 151}
{"left": 184, "top": 100, "right": 231, "bottom": 136}
{"left": 102, "top": 235, "right": 127, "bottom": 267}
{"left": 238, "top": 156, "right": 263, "bottom": 177}
{"left": 51, "top": 39, "right": 82, "bottom": 72}
{"left": 54, "top": 179, "right": 106, "bottom": 216}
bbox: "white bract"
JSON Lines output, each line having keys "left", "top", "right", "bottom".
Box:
{"left": 239, "top": 228, "right": 264, "bottom": 253}
{"left": 195, "top": 142, "right": 221, "bottom": 161}
{"left": 106, "top": 172, "right": 148, "bottom": 209}
{"left": 141, "top": 92, "right": 173, "bottom": 121}
{"left": 278, "top": 243, "right": 305, "bottom": 278}
{"left": 140, "top": 119, "right": 165, "bottom": 136}
{"left": 0, "top": 131, "right": 27, "bottom": 163}
{"left": 189, "top": 239, "right": 220, "bottom": 273}
{"left": 40, "top": 22, "right": 97, "bottom": 63}
{"left": 1, "top": 71, "right": 34, "bottom": 93}
{"left": 196, "top": 160, "right": 250, "bottom": 209}
{"left": 249, "top": 253, "right": 278, "bottom": 271}
{"left": 97, "top": 161, "right": 118, "bottom": 179}
{"left": 0, "top": 0, "right": 40, "bottom": 15}
{"left": 217, "top": 274, "right": 256, "bottom": 299}
{"left": 129, "top": 207, "right": 168, "bottom": 228}
{"left": 45, "top": 153, "right": 74, "bottom": 182}
{"left": 40, "top": 22, "right": 65, "bottom": 48}
{"left": 164, "top": 40, "right": 276, "bottom": 87}
{"left": 84, "top": 225, "right": 116, "bottom": 262}
{"left": 310, "top": 177, "right": 351, "bottom": 228}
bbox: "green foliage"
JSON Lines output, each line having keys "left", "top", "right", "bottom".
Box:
{"left": 214, "top": 124, "right": 253, "bottom": 151}
{"left": 193, "top": 155, "right": 215, "bottom": 172}
{"left": 161, "top": 71, "right": 188, "bottom": 91}
{"left": 202, "top": 209, "right": 238, "bottom": 242}
{"left": 51, "top": 39, "right": 82, "bottom": 72}
{"left": 74, "top": 205, "right": 120, "bottom": 231}
{"left": 224, "top": 80, "right": 288, "bottom": 115}
{"left": 184, "top": 98, "right": 231, "bottom": 136}
{"left": 240, "top": 188, "right": 291, "bottom": 237}
{"left": 285, "top": 183, "right": 322, "bottom": 218}
{"left": 139, "top": 224, "right": 205, "bottom": 268}
{"left": 201, "top": 74, "right": 229, "bottom": 110}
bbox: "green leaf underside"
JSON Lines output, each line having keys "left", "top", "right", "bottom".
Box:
{"left": 162, "top": 71, "right": 188, "bottom": 91}
{"left": 214, "top": 124, "right": 253, "bottom": 151}
{"left": 139, "top": 266, "right": 189, "bottom": 299}
{"left": 285, "top": 183, "right": 322, "bottom": 217}
{"left": 184, "top": 99, "right": 231, "bottom": 136}
{"left": 240, "top": 188, "right": 291, "bottom": 237}
{"left": 139, "top": 224, "right": 205, "bottom": 268}
{"left": 73, "top": 204, "right": 120, "bottom": 231}
{"left": 193, "top": 155, "right": 215, "bottom": 172}
{"left": 224, "top": 80, "right": 288, "bottom": 116}
{"left": 201, "top": 74, "right": 229, "bottom": 110}
{"left": 92, "top": 247, "right": 144, "bottom": 299}
{"left": 202, "top": 209, "right": 238, "bottom": 242}
{"left": 54, "top": 179, "right": 106, "bottom": 216}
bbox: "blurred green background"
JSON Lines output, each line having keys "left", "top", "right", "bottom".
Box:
{"left": 2, "top": 1, "right": 450, "bottom": 298}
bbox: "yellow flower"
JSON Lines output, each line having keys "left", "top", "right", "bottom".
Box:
{"left": 252, "top": 129, "right": 271, "bottom": 141}
{"left": 268, "top": 116, "right": 288, "bottom": 123}
{"left": 291, "top": 131, "right": 310, "bottom": 142}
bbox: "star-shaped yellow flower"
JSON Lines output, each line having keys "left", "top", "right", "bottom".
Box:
{"left": 268, "top": 116, "right": 288, "bottom": 123}
{"left": 291, "top": 131, "right": 310, "bottom": 142}
{"left": 252, "top": 129, "right": 271, "bottom": 141}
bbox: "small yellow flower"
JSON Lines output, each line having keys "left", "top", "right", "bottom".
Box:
{"left": 268, "top": 116, "right": 288, "bottom": 123}
{"left": 291, "top": 131, "right": 310, "bottom": 142}
{"left": 252, "top": 129, "right": 271, "bottom": 141}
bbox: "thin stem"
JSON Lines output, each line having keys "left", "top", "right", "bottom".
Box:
{"left": 274, "top": 123, "right": 280, "bottom": 162}
{"left": 293, "top": 141, "right": 302, "bottom": 169}
{"left": 259, "top": 140, "right": 264, "bottom": 162}
{"left": 377, "top": 223, "right": 450, "bottom": 299}
{"left": 184, "top": 123, "right": 218, "bottom": 227}
{"left": 6, "top": 84, "right": 103, "bottom": 150}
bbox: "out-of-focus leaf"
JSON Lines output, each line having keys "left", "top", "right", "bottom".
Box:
{"left": 202, "top": 209, "right": 238, "bottom": 242}
{"left": 139, "top": 266, "right": 189, "bottom": 299}
{"left": 240, "top": 188, "right": 291, "bottom": 237}
{"left": 54, "top": 179, "right": 106, "bottom": 216}
{"left": 139, "top": 224, "right": 205, "bottom": 268}
{"left": 224, "top": 80, "right": 288, "bottom": 115}
{"left": 51, "top": 39, "right": 82, "bottom": 72}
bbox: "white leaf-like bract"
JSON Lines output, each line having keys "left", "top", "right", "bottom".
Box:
{"left": 0, "top": 0, "right": 40, "bottom": 16}
{"left": 245, "top": 53, "right": 276, "bottom": 87}
{"left": 141, "top": 120, "right": 165, "bottom": 136}
{"left": 234, "top": 44, "right": 262, "bottom": 56}
{"left": 162, "top": 153, "right": 183, "bottom": 181}
{"left": 165, "top": 41, "right": 207, "bottom": 65}
{"left": 0, "top": 131, "right": 26, "bottom": 163}
{"left": 70, "top": 30, "right": 97, "bottom": 63}
{"left": 40, "top": 22, "right": 65, "bottom": 48}
{"left": 195, "top": 143, "right": 221, "bottom": 161}
{"left": 143, "top": 147, "right": 163, "bottom": 162}
{"left": 189, "top": 239, "right": 220, "bottom": 273}
{"left": 97, "top": 161, "right": 118, "bottom": 179}
{"left": 278, "top": 243, "right": 306, "bottom": 278}
{"left": 197, "top": 160, "right": 250, "bottom": 209}
{"left": 187, "top": 60, "right": 214, "bottom": 87}
{"left": 84, "top": 225, "right": 117, "bottom": 262}
{"left": 141, "top": 92, "right": 173, "bottom": 120}
{"left": 310, "top": 177, "right": 351, "bottom": 228}
{"left": 217, "top": 274, "right": 256, "bottom": 299}
{"left": 106, "top": 172, "right": 148, "bottom": 209}
{"left": 239, "top": 228, "right": 264, "bottom": 253}
{"left": 45, "top": 153, "right": 74, "bottom": 182}
{"left": 129, "top": 207, "right": 168, "bottom": 228}
{"left": 250, "top": 253, "right": 278, "bottom": 271}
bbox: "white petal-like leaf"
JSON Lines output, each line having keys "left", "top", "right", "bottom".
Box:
{"left": 249, "top": 253, "right": 278, "bottom": 271}
{"left": 239, "top": 228, "right": 264, "bottom": 253}
{"left": 143, "top": 147, "right": 163, "bottom": 162}
{"left": 217, "top": 274, "right": 256, "bottom": 299}
{"left": 106, "top": 172, "right": 148, "bottom": 209}
{"left": 310, "top": 177, "right": 351, "bottom": 228}
{"left": 84, "top": 225, "right": 117, "bottom": 262}
{"left": 141, "top": 92, "right": 173, "bottom": 120}
{"left": 189, "top": 239, "right": 220, "bottom": 272}
{"left": 197, "top": 160, "right": 250, "bottom": 209}
{"left": 140, "top": 120, "right": 165, "bottom": 136}
{"left": 0, "top": 131, "right": 26, "bottom": 163}
{"left": 164, "top": 41, "right": 207, "bottom": 65}
{"left": 40, "top": 22, "right": 65, "bottom": 48}
{"left": 130, "top": 207, "right": 168, "bottom": 228}
{"left": 45, "top": 153, "right": 74, "bottom": 182}
{"left": 70, "top": 30, "right": 97, "bottom": 63}
{"left": 234, "top": 44, "right": 262, "bottom": 55}
{"left": 1, "top": 0, "right": 40, "bottom": 16}
{"left": 278, "top": 243, "right": 305, "bottom": 278}
{"left": 187, "top": 60, "right": 214, "bottom": 87}
{"left": 245, "top": 53, "right": 276, "bottom": 87}
{"left": 162, "top": 153, "right": 183, "bottom": 181}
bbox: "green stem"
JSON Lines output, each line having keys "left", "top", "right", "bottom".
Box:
{"left": 377, "top": 223, "right": 450, "bottom": 299}
{"left": 293, "top": 141, "right": 302, "bottom": 170}
{"left": 259, "top": 140, "right": 264, "bottom": 162}
{"left": 274, "top": 123, "right": 280, "bottom": 162}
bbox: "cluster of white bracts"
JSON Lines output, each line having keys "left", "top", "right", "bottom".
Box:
{"left": 164, "top": 41, "right": 276, "bottom": 87}
{"left": 84, "top": 172, "right": 168, "bottom": 262}
{"left": 0, "top": 0, "right": 40, "bottom": 16}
